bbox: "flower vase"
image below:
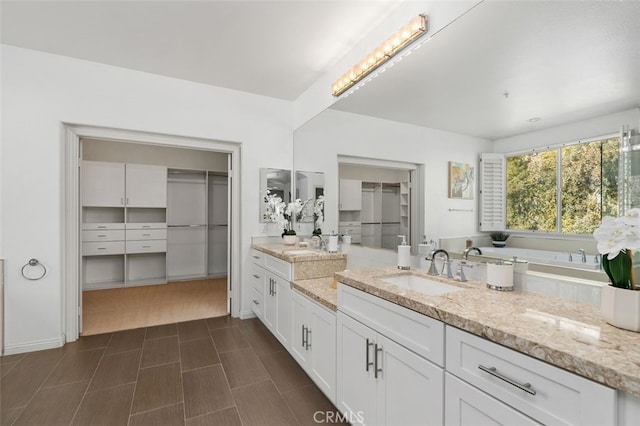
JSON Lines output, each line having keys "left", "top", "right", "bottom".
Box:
{"left": 600, "top": 284, "right": 640, "bottom": 332}
{"left": 282, "top": 235, "right": 297, "bottom": 246}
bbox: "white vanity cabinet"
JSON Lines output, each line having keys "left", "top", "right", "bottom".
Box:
{"left": 250, "top": 249, "right": 292, "bottom": 350}
{"left": 445, "top": 326, "right": 616, "bottom": 426}
{"left": 291, "top": 290, "right": 337, "bottom": 404}
{"left": 337, "top": 284, "right": 445, "bottom": 426}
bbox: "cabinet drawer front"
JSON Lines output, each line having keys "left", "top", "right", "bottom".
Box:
{"left": 250, "top": 249, "right": 266, "bottom": 267}
{"left": 126, "top": 240, "right": 167, "bottom": 254}
{"left": 250, "top": 265, "right": 264, "bottom": 293}
{"left": 83, "top": 241, "right": 125, "bottom": 256}
{"left": 339, "top": 221, "right": 361, "bottom": 227}
{"left": 338, "top": 284, "right": 444, "bottom": 366}
{"left": 82, "top": 230, "right": 125, "bottom": 242}
{"left": 126, "top": 229, "right": 167, "bottom": 240}
{"left": 264, "top": 254, "right": 292, "bottom": 281}
{"left": 126, "top": 223, "right": 167, "bottom": 230}
{"left": 251, "top": 287, "right": 264, "bottom": 319}
{"left": 446, "top": 326, "right": 615, "bottom": 426}
{"left": 82, "top": 223, "right": 125, "bottom": 231}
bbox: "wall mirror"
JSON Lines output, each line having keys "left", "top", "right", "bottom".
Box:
{"left": 260, "top": 168, "right": 291, "bottom": 223}
{"left": 295, "top": 171, "right": 324, "bottom": 223}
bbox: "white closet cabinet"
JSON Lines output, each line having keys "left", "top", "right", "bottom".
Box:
{"left": 125, "top": 164, "right": 168, "bottom": 207}
{"left": 290, "top": 290, "right": 337, "bottom": 404}
{"left": 339, "top": 179, "right": 362, "bottom": 211}
{"left": 82, "top": 161, "right": 125, "bottom": 207}
{"left": 81, "top": 161, "right": 167, "bottom": 290}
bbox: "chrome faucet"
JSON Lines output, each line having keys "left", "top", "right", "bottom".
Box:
{"left": 427, "top": 249, "right": 451, "bottom": 277}
{"left": 455, "top": 260, "right": 472, "bottom": 282}
{"left": 462, "top": 246, "right": 482, "bottom": 260}
{"left": 578, "top": 248, "right": 586, "bottom": 263}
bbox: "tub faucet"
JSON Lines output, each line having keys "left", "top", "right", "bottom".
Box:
{"left": 428, "top": 249, "right": 450, "bottom": 277}
{"left": 578, "top": 248, "right": 586, "bottom": 263}
{"left": 462, "top": 246, "right": 482, "bottom": 260}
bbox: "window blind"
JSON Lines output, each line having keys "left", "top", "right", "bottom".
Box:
{"left": 479, "top": 153, "right": 506, "bottom": 231}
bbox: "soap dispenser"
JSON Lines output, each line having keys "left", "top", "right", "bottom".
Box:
{"left": 397, "top": 235, "right": 411, "bottom": 270}
{"left": 328, "top": 231, "right": 339, "bottom": 253}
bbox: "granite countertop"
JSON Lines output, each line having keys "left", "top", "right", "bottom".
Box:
{"left": 292, "top": 277, "right": 338, "bottom": 311}
{"left": 251, "top": 243, "right": 347, "bottom": 263}
{"left": 335, "top": 267, "right": 640, "bottom": 397}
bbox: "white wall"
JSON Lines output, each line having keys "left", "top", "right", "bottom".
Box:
{"left": 294, "top": 109, "right": 492, "bottom": 243}
{"left": 1, "top": 45, "right": 292, "bottom": 352}
{"left": 492, "top": 108, "right": 640, "bottom": 153}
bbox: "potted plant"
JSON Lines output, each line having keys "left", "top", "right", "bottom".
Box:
{"left": 489, "top": 231, "right": 510, "bottom": 248}
{"left": 264, "top": 193, "right": 303, "bottom": 245}
{"left": 594, "top": 208, "right": 640, "bottom": 331}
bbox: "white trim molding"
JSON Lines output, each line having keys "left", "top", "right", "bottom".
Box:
{"left": 62, "top": 124, "right": 242, "bottom": 343}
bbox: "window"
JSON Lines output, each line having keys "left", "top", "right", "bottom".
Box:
{"left": 505, "top": 136, "right": 619, "bottom": 235}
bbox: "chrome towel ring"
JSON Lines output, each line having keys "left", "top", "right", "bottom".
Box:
{"left": 21, "top": 258, "right": 47, "bottom": 280}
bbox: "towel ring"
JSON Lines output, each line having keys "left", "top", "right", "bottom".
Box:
{"left": 21, "top": 258, "right": 47, "bottom": 281}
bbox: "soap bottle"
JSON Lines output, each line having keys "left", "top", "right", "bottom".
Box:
{"left": 397, "top": 235, "right": 411, "bottom": 270}
{"left": 328, "top": 231, "right": 339, "bottom": 253}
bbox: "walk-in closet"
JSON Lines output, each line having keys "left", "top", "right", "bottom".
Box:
{"left": 80, "top": 139, "right": 230, "bottom": 335}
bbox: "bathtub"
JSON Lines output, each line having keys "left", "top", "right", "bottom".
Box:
{"left": 478, "top": 246, "right": 601, "bottom": 271}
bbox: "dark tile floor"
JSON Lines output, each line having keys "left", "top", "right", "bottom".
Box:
{"left": 1, "top": 316, "right": 342, "bottom": 425}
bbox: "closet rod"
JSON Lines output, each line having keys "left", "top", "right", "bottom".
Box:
{"left": 168, "top": 224, "right": 207, "bottom": 228}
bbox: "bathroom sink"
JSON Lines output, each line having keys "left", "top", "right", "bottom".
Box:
{"left": 379, "top": 275, "right": 463, "bottom": 296}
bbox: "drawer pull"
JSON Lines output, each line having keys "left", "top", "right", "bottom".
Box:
{"left": 306, "top": 329, "right": 311, "bottom": 350}
{"left": 97, "top": 247, "right": 106, "bottom": 250}
{"left": 142, "top": 233, "right": 151, "bottom": 236}
{"left": 252, "top": 299, "right": 259, "bottom": 305}
{"left": 97, "top": 226, "right": 107, "bottom": 229}
{"left": 252, "top": 255, "right": 260, "bottom": 259}
{"left": 142, "top": 225, "right": 151, "bottom": 228}
{"left": 374, "top": 344, "right": 383, "bottom": 379}
{"left": 365, "top": 338, "right": 374, "bottom": 372}
{"left": 253, "top": 274, "right": 260, "bottom": 279}
{"left": 478, "top": 364, "right": 536, "bottom": 395}
{"left": 97, "top": 234, "right": 107, "bottom": 237}
{"left": 302, "top": 325, "right": 307, "bottom": 348}
{"left": 143, "top": 245, "right": 151, "bottom": 248}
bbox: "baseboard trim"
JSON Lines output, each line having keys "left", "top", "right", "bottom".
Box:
{"left": 239, "top": 310, "right": 257, "bottom": 320}
{"left": 4, "top": 336, "right": 65, "bottom": 355}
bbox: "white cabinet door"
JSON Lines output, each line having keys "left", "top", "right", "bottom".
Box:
{"left": 377, "top": 334, "right": 444, "bottom": 426}
{"left": 337, "top": 312, "right": 376, "bottom": 425}
{"left": 82, "top": 161, "right": 125, "bottom": 207}
{"left": 290, "top": 291, "right": 310, "bottom": 366}
{"left": 274, "top": 275, "right": 291, "bottom": 349}
{"left": 125, "top": 164, "right": 167, "bottom": 207}
{"left": 339, "top": 179, "right": 362, "bottom": 211}
{"left": 308, "top": 299, "right": 337, "bottom": 403}
{"left": 445, "top": 373, "right": 541, "bottom": 426}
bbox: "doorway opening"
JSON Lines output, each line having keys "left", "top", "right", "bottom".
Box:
{"left": 63, "top": 125, "right": 241, "bottom": 342}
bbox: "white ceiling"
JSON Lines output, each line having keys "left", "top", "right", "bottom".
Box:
{"left": 2, "top": 1, "right": 640, "bottom": 139}
{"left": 331, "top": 0, "right": 640, "bottom": 139}
{"left": 0, "top": 0, "right": 403, "bottom": 100}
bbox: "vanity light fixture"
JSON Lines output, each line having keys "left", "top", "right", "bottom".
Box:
{"left": 331, "top": 14, "right": 427, "bottom": 97}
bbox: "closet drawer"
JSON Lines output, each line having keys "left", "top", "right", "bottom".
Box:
{"left": 126, "top": 239, "right": 167, "bottom": 254}
{"left": 83, "top": 230, "right": 125, "bottom": 242}
{"left": 446, "top": 326, "right": 615, "bottom": 426}
{"left": 82, "top": 223, "right": 124, "bottom": 231}
{"left": 83, "top": 241, "right": 125, "bottom": 256}
{"left": 126, "top": 223, "right": 167, "bottom": 230}
{"left": 126, "top": 229, "right": 167, "bottom": 240}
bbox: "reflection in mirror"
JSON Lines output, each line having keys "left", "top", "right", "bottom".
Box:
{"left": 260, "top": 168, "right": 291, "bottom": 223}
{"left": 295, "top": 171, "right": 324, "bottom": 223}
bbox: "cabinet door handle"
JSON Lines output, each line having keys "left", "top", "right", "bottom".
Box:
{"left": 97, "top": 247, "right": 106, "bottom": 250}
{"left": 306, "top": 328, "right": 311, "bottom": 350}
{"left": 252, "top": 299, "right": 259, "bottom": 305}
{"left": 302, "top": 325, "right": 307, "bottom": 348}
{"left": 142, "top": 225, "right": 151, "bottom": 228}
{"left": 252, "top": 255, "right": 260, "bottom": 259}
{"left": 365, "top": 338, "right": 374, "bottom": 372}
{"left": 143, "top": 245, "right": 151, "bottom": 248}
{"left": 374, "top": 344, "right": 383, "bottom": 379}
{"left": 126, "top": 197, "right": 130, "bottom": 205}
{"left": 272, "top": 280, "right": 277, "bottom": 295}
{"left": 97, "top": 226, "right": 107, "bottom": 229}
{"left": 478, "top": 364, "right": 536, "bottom": 395}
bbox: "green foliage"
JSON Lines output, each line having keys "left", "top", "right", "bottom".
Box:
{"left": 602, "top": 251, "right": 632, "bottom": 289}
{"left": 489, "top": 231, "right": 510, "bottom": 241}
{"left": 506, "top": 138, "right": 619, "bottom": 235}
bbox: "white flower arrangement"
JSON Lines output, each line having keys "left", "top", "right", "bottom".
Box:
{"left": 593, "top": 208, "right": 640, "bottom": 289}
{"left": 593, "top": 208, "right": 640, "bottom": 260}
{"left": 313, "top": 196, "right": 324, "bottom": 233}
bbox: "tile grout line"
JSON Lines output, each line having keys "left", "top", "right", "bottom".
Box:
{"left": 178, "top": 322, "right": 187, "bottom": 425}
{"left": 126, "top": 327, "right": 147, "bottom": 426}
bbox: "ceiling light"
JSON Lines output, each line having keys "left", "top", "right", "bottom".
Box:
{"left": 331, "top": 14, "right": 427, "bottom": 97}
